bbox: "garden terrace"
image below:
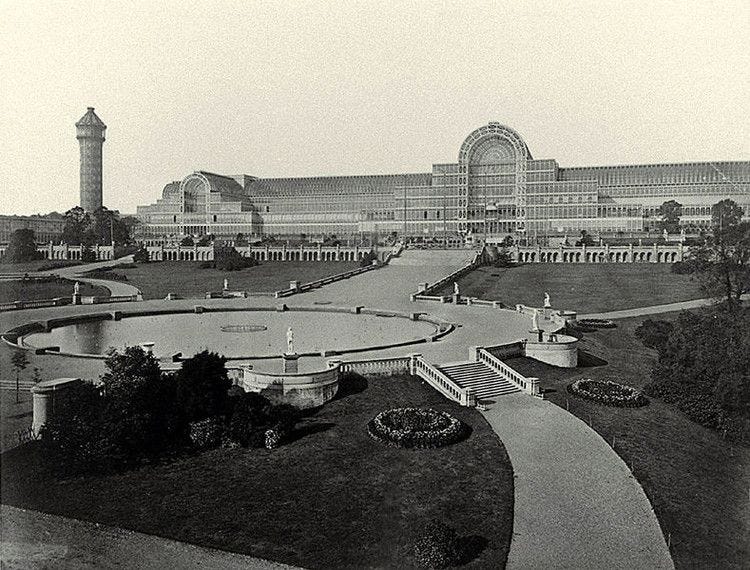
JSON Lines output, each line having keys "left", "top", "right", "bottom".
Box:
{"left": 436, "top": 264, "right": 704, "bottom": 314}
{"left": 0, "top": 278, "right": 108, "bottom": 304}
{"left": 1, "top": 373, "right": 514, "bottom": 569}
{"left": 99, "top": 260, "right": 360, "bottom": 299}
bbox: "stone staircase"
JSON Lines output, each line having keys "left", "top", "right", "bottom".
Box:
{"left": 437, "top": 361, "right": 520, "bottom": 400}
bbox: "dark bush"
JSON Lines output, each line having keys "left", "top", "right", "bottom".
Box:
{"left": 199, "top": 246, "right": 258, "bottom": 271}
{"left": 81, "top": 246, "right": 97, "bottom": 262}
{"left": 225, "top": 392, "right": 300, "bottom": 448}
{"left": 634, "top": 319, "right": 674, "bottom": 350}
{"left": 413, "top": 520, "right": 460, "bottom": 569}
{"left": 189, "top": 417, "right": 224, "bottom": 450}
{"left": 175, "top": 351, "right": 232, "bottom": 423}
{"left": 133, "top": 247, "right": 150, "bottom": 263}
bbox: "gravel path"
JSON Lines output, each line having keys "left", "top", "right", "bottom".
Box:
{"left": 580, "top": 293, "right": 749, "bottom": 320}
{"left": 483, "top": 394, "right": 673, "bottom": 570}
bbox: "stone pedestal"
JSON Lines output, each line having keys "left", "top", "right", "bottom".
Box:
{"left": 530, "top": 329, "right": 544, "bottom": 342}
{"left": 452, "top": 293, "right": 461, "bottom": 304}
{"left": 32, "top": 378, "right": 83, "bottom": 435}
{"left": 282, "top": 353, "right": 299, "bottom": 373}
{"left": 72, "top": 293, "right": 81, "bottom": 305}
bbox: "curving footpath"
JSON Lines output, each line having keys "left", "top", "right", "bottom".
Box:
{"left": 580, "top": 293, "right": 749, "bottom": 321}
{"left": 483, "top": 394, "right": 673, "bottom": 570}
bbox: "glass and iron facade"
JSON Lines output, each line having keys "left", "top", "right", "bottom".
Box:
{"left": 135, "top": 123, "right": 750, "bottom": 241}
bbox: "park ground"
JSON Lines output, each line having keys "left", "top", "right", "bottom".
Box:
{"left": 90, "top": 260, "right": 360, "bottom": 299}
{"left": 505, "top": 312, "right": 750, "bottom": 569}
{"left": 1, "top": 373, "right": 514, "bottom": 570}
{"left": 438, "top": 263, "right": 705, "bottom": 313}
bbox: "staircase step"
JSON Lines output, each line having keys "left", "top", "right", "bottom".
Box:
{"left": 436, "top": 361, "right": 522, "bottom": 400}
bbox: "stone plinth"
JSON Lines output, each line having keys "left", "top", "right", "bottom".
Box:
{"left": 32, "top": 377, "right": 83, "bottom": 435}
{"left": 282, "top": 353, "right": 299, "bottom": 373}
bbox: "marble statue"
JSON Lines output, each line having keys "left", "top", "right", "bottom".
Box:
{"left": 73, "top": 281, "right": 80, "bottom": 295}
{"left": 453, "top": 281, "right": 460, "bottom": 296}
{"left": 544, "top": 292, "right": 551, "bottom": 308}
{"left": 532, "top": 309, "right": 540, "bottom": 331}
{"left": 663, "top": 228, "right": 669, "bottom": 240}
{"left": 286, "top": 326, "right": 295, "bottom": 354}
{"left": 223, "top": 278, "right": 229, "bottom": 290}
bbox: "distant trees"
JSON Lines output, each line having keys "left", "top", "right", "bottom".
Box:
{"left": 659, "top": 200, "right": 683, "bottom": 234}
{"left": 575, "top": 230, "right": 595, "bottom": 246}
{"left": 5, "top": 229, "right": 42, "bottom": 262}
{"left": 234, "top": 232, "right": 248, "bottom": 247}
{"left": 686, "top": 199, "right": 749, "bottom": 305}
{"left": 180, "top": 236, "right": 194, "bottom": 246}
{"left": 61, "top": 206, "right": 131, "bottom": 246}
{"left": 201, "top": 246, "right": 258, "bottom": 271}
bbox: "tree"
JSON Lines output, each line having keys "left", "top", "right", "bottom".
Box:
{"left": 196, "top": 234, "right": 214, "bottom": 246}
{"left": 493, "top": 248, "right": 514, "bottom": 267}
{"left": 61, "top": 207, "right": 92, "bottom": 245}
{"left": 180, "top": 236, "right": 194, "bottom": 246}
{"left": 11, "top": 350, "right": 29, "bottom": 403}
{"left": 712, "top": 198, "right": 744, "bottom": 230}
{"left": 688, "top": 199, "right": 749, "bottom": 305}
{"left": 175, "top": 350, "right": 232, "bottom": 423}
{"left": 235, "top": 232, "right": 248, "bottom": 247}
{"left": 575, "top": 230, "right": 594, "bottom": 247}
{"left": 89, "top": 207, "right": 130, "bottom": 246}
{"left": 5, "top": 229, "right": 42, "bottom": 263}
{"left": 659, "top": 200, "right": 683, "bottom": 234}
{"left": 133, "top": 247, "right": 150, "bottom": 263}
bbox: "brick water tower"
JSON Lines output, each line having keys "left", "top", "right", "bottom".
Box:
{"left": 76, "top": 107, "right": 106, "bottom": 211}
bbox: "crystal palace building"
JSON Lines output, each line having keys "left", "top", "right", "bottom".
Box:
{"left": 136, "top": 123, "right": 750, "bottom": 242}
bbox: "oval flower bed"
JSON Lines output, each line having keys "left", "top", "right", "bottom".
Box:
{"left": 367, "top": 407, "right": 467, "bottom": 449}
{"left": 567, "top": 378, "right": 649, "bottom": 408}
{"left": 576, "top": 318, "right": 617, "bottom": 329}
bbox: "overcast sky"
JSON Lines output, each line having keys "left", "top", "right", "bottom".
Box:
{"left": 1, "top": 1, "right": 748, "bottom": 215}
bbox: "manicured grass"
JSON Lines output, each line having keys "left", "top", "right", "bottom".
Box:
{"left": 110, "top": 261, "right": 361, "bottom": 299}
{"left": 438, "top": 264, "right": 705, "bottom": 313}
{"left": 505, "top": 314, "right": 749, "bottom": 569}
{"left": 0, "top": 278, "right": 109, "bottom": 303}
{"left": 1, "top": 373, "right": 514, "bottom": 569}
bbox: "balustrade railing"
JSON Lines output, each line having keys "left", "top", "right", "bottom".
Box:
{"left": 410, "top": 355, "right": 472, "bottom": 406}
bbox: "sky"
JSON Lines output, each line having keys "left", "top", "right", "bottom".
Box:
{"left": 0, "top": 0, "right": 748, "bottom": 216}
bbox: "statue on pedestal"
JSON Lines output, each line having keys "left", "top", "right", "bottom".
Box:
{"left": 663, "top": 228, "right": 669, "bottom": 241}
{"left": 73, "top": 281, "right": 80, "bottom": 295}
{"left": 544, "top": 292, "right": 551, "bottom": 308}
{"left": 532, "top": 309, "right": 540, "bottom": 332}
{"left": 453, "top": 281, "right": 460, "bottom": 296}
{"left": 286, "top": 326, "right": 295, "bottom": 354}
{"left": 223, "top": 278, "right": 229, "bottom": 291}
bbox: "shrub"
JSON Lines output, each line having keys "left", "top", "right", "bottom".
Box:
{"left": 367, "top": 408, "right": 467, "bottom": 449}
{"left": 133, "top": 247, "right": 150, "bottom": 263}
{"left": 634, "top": 319, "right": 674, "bottom": 350}
{"left": 189, "top": 417, "right": 224, "bottom": 450}
{"left": 175, "top": 351, "right": 232, "bottom": 423}
{"left": 225, "top": 392, "right": 299, "bottom": 448}
{"left": 200, "top": 246, "right": 259, "bottom": 271}
{"left": 568, "top": 379, "right": 649, "bottom": 408}
{"left": 81, "top": 246, "right": 97, "bottom": 262}
{"left": 413, "top": 520, "right": 460, "bottom": 569}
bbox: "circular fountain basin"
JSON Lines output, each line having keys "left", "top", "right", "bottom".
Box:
{"left": 22, "top": 309, "right": 440, "bottom": 360}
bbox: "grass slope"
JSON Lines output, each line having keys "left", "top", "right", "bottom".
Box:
{"left": 505, "top": 314, "right": 749, "bottom": 569}
{"left": 1, "top": 373, "right": 514, "bottom": 569}
{"left": 0, "top": 279, "right": 108, "bottom": 303}
{"left": 438, "top": 264, "right": 704, "bottom": 313}
{"left": 111, "top": 261, "right": 360, "bottom": 299}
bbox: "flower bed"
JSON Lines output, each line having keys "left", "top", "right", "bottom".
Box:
{"left": 367, "top": 407, "right": 467, "bottom": 449}
{"left": 576, "top": 318, "right": 617, "bottom": 329}
{"left": 568, "top": 378, "right": 649, "bottom": 408}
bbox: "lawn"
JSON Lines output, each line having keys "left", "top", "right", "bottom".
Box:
{"left": 0, "top": 373, "right": 514, "bottom": 569}
{"left": 505, "top": 314, "right": 749, "bottom": 569}
{"left": 437, "top": 264, "right": 705, "bottom": 313}
{"left": 0, "top": 259, "right": 82, "bottom": 274}
{"left": 104, "top": 261, "right": 360, "bottom": 299}
{"left": 0, "top": 278, "right": 109, "bottom": 303}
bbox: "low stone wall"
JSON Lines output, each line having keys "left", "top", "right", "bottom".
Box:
{"left": 274, "top": 261, "right": 380, "bottom": 298}
{"left": 239, "top": 364, "right": 340, "bottom": 409}
{"left": 525, "top": 334, "right": 579, "bottom": 368}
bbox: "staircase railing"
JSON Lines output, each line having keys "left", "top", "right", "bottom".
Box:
{"left": 475, "top": 347, "right": 539, "bottom": 396}
{"left": 410, "top": 354, "right": 474, "bottom": 407}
